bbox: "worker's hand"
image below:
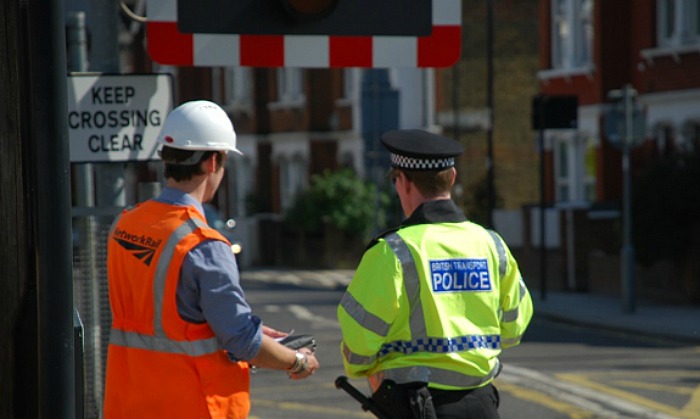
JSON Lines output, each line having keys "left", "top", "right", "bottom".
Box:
{"left": 288, "top": 348, "right": 320, "bottom": 380}
{"left": 262, "top": 325, "right": 288, "bottom": 339}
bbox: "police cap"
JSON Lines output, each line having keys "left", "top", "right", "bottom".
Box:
{"left": 381, "top": 129, "right": 464, "bottom": 171}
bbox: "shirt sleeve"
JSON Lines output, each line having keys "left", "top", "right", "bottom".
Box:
{"left": 177, "top": 239, "right": 263, "bottom": 360}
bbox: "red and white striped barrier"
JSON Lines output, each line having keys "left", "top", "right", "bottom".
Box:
{"left": 145, "top": 0, "right": 461, "bottom": 68}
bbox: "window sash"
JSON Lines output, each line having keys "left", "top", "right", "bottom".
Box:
{"left": 657, "top": 0, "right": 700, "bottom": 46}
{"left": 554, "top": 134, "right": 596, "bottom": 203}
{"left": 550, "top": 0, "right": 593, "bottom": 70}
{"left": 277, "top": 69, "right": 305, "bottom": 103}
{"left": 224, "top": 68, "right": 252, "bottom": 108}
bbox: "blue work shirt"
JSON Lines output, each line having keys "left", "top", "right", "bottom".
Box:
{"left": 155, "top": 187, "right": 263, "bottom": 361}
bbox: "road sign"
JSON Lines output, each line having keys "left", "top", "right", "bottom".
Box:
{"left": 145, "top": 0, "right": 462, "bottom": 68}
{"left": 604, "top": 106, "right": 646, "bottom": 149}
{"left": 67, "top": 73, "right": 173, "bottom": 163}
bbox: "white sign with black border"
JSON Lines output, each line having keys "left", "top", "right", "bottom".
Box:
{"left": 67, "top": 73, "right": 173, "bottom": 162}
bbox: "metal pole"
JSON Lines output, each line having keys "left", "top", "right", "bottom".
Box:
{"left": 26, "top": 0, "right": 76, "bottom": 416}
{"left": 621, "top": 84, "right": 636, "bottom": 313}
{"left": 486, "top": 0, "right": 495, "bottom": 228}
{"left": 66, "top": 13, "right": 91, "bottom": 417}
{"left": 538, "top": 126, "right": 547, "bottom": 301}
{"left": 84, "top": 2, "right": 123, "bottom": 412}
{"left": 452, "top": 66, "right": 460, "bottom": 142}
{"left": 92, "top": 0, "right": 126, "bottom": 209}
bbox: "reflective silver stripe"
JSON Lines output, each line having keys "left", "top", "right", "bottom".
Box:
{"left": 385, "top": 233, "right": 426, "bottom": 338}
{"left": 342, "top": 342, "right": 376, "bottom": 365}
{"left": 369, "top": 359, "right": 501, "bottom": 391}
{"left": 112, "top": 214, "right": 220, "bottom": 355}
{"left": 153, "top": 217, "right": 205, "bottom": 336}
{"left": 502, "top": 335, "right": 523, "bottom": 346}
{"left": 340, "top": 292, "right": 391, "bottom": 337}
{"left": 502, "top": 307, "right": 519, "bottom": 322}
{"left": 503, "top": 280, "right": 528, "bottom": 323}
{"left": 109, "top": 328, "right": 220, "bottom": 356}
{"left": 487, "top": 230, "right": 507, "bottom": 278}
{"left": 519, "top": 280, "right": 527, "bottom": 301}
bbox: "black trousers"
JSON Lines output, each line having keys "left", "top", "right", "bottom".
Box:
{"left": 430, "top": 383, "right": 500, "bottom": 419}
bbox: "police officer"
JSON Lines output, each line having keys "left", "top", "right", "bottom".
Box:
{"left": 104, "top": 100, "right": 319, "bottom": 419}
{"left": 337, "top": 129, "right": 533, "bottom": 419}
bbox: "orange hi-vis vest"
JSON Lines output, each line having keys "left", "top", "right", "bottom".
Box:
{"left": 104, "top": 200, "right": 250, "bottom": 419}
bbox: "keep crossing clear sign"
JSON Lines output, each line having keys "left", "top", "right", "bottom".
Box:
{"left": 67, "top": 73, "right": 173, "bottom": 162}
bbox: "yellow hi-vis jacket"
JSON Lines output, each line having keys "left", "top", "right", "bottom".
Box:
{"left": 338, "top": 206, "right": 533, "bottom": 392}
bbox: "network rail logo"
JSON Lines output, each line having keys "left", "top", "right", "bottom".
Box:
{"left": 112, "top": 228, "right": 163, "bottom": 266}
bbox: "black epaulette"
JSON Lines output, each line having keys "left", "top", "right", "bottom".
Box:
{"left": 365, "top": 226, "right": 401, "bottom": 251}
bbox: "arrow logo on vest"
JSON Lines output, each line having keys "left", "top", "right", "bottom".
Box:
{"left": 114, "top": 237, "right": 157, "bottom": 266}
{"left": 111, "top": 228, "right": 163, "bottom": 267}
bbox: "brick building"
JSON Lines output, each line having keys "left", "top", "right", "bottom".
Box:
{"left": 533, "top": 0, "right": 700, "bottom": 300}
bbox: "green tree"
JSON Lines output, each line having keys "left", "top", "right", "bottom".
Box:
{"left": 284, "top": 168, "right": 389, "bottom": 239}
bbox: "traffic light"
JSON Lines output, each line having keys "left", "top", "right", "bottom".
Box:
{"left": 177, "top": 0, "right": 432, "bottom": 36}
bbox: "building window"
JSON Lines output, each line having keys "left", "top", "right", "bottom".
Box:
{"left": 553, "top": 133, "right": 596, "bottom": 202}
{"left": 653, "top": 123, "right": 676, "bottom": 158}
{"left": 555, "top": 139, "right": 571, "bottom": 201}
{"left": 657, "top": 0, "right": 700, "bottom": 47}
{"left": 279, "top": 154, "right": 307, "bottom": 211}
{"left": 682, "top": 120, "right": 700, "bottom": 152}
{"left": 551, "top": 0, "right": 594, "bottom": 70}
{"left": 343, "top": 69, "right": 355, "bottom": 101}
{"left": 276, "top": 68, "right": 305, "bottom": 104}
{"left": 223, "top": 68, "right": 252, "bottom": 111}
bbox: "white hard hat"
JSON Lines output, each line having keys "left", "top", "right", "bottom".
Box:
{"left": 157, "top": 100, "right": 242, "bottom": 155}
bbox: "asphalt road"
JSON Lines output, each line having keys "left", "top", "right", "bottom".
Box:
{"left": 241, "top": 274, "right": 700, "bottom": 419}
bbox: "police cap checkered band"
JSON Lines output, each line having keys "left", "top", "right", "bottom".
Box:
{"left": 390, "top": 154, "right": 455, "bottom": 170}
{"left": 381, "top": 129, "right": 463, "bottom": 171}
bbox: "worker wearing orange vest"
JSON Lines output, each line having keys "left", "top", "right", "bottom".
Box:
{"left": 104, "top": 100, "right": 319, "bottom": 418}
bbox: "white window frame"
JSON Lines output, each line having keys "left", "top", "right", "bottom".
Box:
{"left": 552, "top": 132, "right": 595, "bottom": 203}
{"left": 550, "top": 0, "right": 594, "bottom": 71}
{"left": 270, "top": 68, "right": 305, "bottom": 110}
{"left": 222, "top": 67, "right": 253, "bottom": 113}
{"left": 641, "top": 0, "right": 700, "bottom": 61}
{"left": 657, "top": 0, "right": 700, "bottom": 47}
{"left": 279, "top": 154, "right": 308, "bottom": 211}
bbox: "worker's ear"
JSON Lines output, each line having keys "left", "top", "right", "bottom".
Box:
{"left": 398, "top": 172, "right": 412, "bottom": 195}
{"left": 204, "top": 152, "right": 218, "bottom": 173}
{"left": 449, "top": 167, "right": 457, "bottom": 186}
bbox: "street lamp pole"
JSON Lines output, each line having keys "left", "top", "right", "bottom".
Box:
{"left": 486, "top": 0, "right": 495, "bottom": 228}
{"left": 621, "top": 84, "right": 636, "bottom": 313}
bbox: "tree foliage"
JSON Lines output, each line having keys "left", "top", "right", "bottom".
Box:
{"left": 284, "top": 168, "right": 389, "bottom": 238}
{"left": 632, "top": 149, "right": 700, "bottom": 266}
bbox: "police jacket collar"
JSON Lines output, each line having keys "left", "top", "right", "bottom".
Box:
{"left": 366, "top": 199, "right": 467, "bottom": 251}
{"left": 402, "top": 199, "right": 467, "bottom": 227}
